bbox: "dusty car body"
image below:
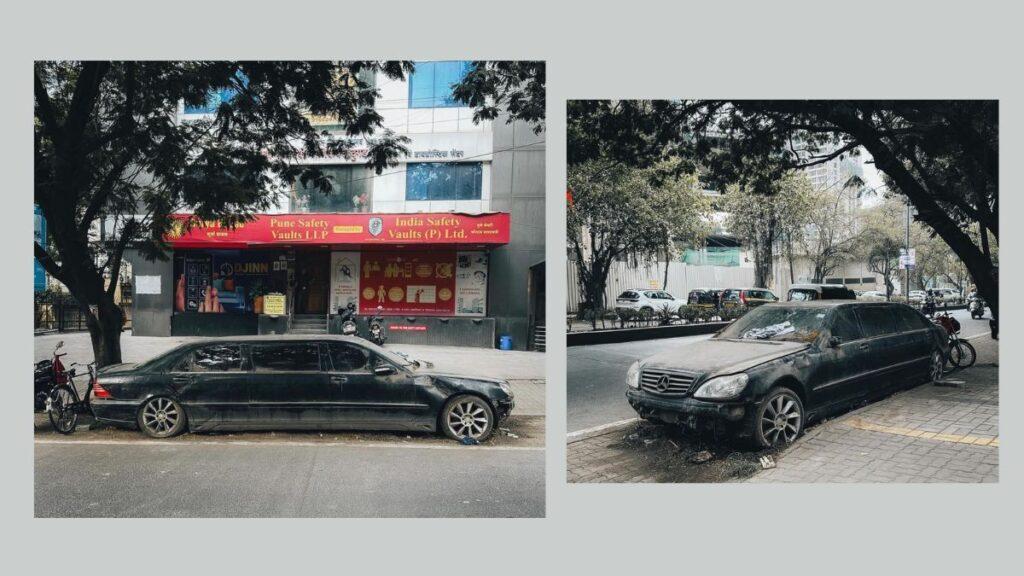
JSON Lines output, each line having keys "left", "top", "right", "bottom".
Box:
{"left": 625, "top": 302, "right": 947, "bottom": 447}
{"left": 90, "top": 335, "right": 514, "bottom": 441}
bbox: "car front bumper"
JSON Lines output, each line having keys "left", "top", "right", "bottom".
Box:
{"left": 626, "top": 388, "right": 751, "bottom": 429}
{"left": 496, "top": 398, "right": 515, "bottom": 421}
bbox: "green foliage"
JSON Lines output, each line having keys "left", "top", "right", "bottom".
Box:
{"left": 723, "top": 171, "right": 814, "bottom": 288}
{"left": 566, "top": 99, "right": 999, "bottom": 318}
{"left": 452, "top": 61, "right": 545, "bottom": 134}
{"left": 568, "top": 158, "right": 710, "bottom": 316}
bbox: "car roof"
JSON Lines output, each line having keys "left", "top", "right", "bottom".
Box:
{"left": 789, "top": 283, "right": 849, "bottom": 290}
{"left": 761, "top": 300, "right": 900, "bottom": 309}
{"left": 187, "top": 334, "right": 372, "bottom": 346}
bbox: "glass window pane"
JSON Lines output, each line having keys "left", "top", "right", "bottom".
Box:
{"left": 408, "top": 62, "right": 435, "bottom": 109}
{"left": 295, "top": 165, "right": 371, "bottom": 212}
{"left": 329, "top": 343, "right": 369, "bottom": 372}
{"left": 830, "top": 308, "right": 863, "bottom": 341}
{"left": 252, "top": 343, "right": 321, "bottom": 372}
{"left": 855, "top": 307, "right": 898, "bottom": 338}
{"left": 190, "top": 345, "right": 242, "bottom": 372}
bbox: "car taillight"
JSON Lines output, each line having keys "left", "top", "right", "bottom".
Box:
{"left": 740, "top": 292, "right": 747, "bottom": 304}
{"left": 92, "top": 379, "right": 111, "bottom": 399}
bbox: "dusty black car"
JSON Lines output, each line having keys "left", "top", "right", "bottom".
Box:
{"left": 90, "top": 336, "right": 515, "bottom": 441}
{"left": 626, "top": 302, "right": 947, "bottom": 447}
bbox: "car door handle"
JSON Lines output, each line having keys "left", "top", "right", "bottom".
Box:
{"left": 857, "top": 343, "right": 870, "bottom": 350}
{"left": 330, "top": 376, "right": 348, "bottom": 385}
{"left": 172, "top": 375, "right": 191, "bottom": 387}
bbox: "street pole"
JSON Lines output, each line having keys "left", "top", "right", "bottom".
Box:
{"left": 904, "top": 199, "right": 911, "bottom": 300}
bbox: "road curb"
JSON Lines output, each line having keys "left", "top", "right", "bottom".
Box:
{"left": 567, "top": 418, "right": 639, "bottom": 444}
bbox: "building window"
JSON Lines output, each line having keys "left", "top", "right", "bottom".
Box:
{"left": 292, "top": 165, "right": 373, "bottom": 212}
{"left": 408, "top": 61, "right": 472, "bottom": 108}
{"left": 406, "top": 162, "right": 482, "bottom": 201}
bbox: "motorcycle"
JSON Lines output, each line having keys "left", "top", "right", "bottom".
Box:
{"left": 338, "top": 302, "right": 358, "bottom": 336}
{"left": 368, "top": 305, "right": 387, "bottom": 346}
{"left": 34, "top": 340, "right": 69, "bottom": 412}
{"left": 921, "top": 294, "right": 937, "bottom": 318}
{"left": 968, "top": 294, "right": 985, "bottom": 320}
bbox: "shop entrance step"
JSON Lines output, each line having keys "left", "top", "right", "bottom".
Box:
{"left": 288, "top": 314, "right": 328, "bottom": 334}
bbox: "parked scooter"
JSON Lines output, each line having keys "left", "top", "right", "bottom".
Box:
{"left": 369, "top": 305, "right": 387, "bottom": 346}
{"left": 968, "top": 292, "right": 985, "bottom": 320}
{"left": 338, "top": 302, "right": 358, "bottom": 336}
{"left": 34, "top": 341, "right": 69, "bottom": 412}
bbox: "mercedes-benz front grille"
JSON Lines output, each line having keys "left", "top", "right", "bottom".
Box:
{"left": 640, "top": 368, "right": 697, "bottom": 396}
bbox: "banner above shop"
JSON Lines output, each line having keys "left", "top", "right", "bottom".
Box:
{"left": 167, "top": 212, "right": 510, "bottom": 248}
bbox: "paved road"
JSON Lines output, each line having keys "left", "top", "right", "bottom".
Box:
{"left": 35, "top": 439, "right": 544, "bottom": 517}
{"left": 567, "top": 307, "right": 990, "bottom": 434}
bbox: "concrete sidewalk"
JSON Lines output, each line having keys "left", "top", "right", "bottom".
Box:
{"left": 35, "top": 332, "right": 545, "bottom": 416}
{"left": 747, "top": 334, "right": 998, "bottom": 483}
{"left": 568, "top": 334, "right": 998, "bottom": 483}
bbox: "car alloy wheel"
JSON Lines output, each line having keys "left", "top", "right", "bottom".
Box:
{"left": 756, "top": 389, "right": 803, "bottom": 448}
{"left": 442, "top": 395, "right": 494, "bottom": 442}
{"left": 138, "top": 397, "right": 186, "bottom": 438}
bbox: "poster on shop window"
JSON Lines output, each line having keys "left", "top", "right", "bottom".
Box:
{"left": 329, "top": 251, "right": 361, "bottom": 313}
{"left": 358, "top": 251, "right": 457, "bottom": 316}
{"left": 454, "top": 251, "right": 488, "bottom": 317}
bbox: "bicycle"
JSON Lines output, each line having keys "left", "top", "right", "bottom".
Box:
{"left": 46, "top": 361, "right": 96, "bottom": 434}
{"left": 934, "top": 312, "right": 976, "bottom": 372}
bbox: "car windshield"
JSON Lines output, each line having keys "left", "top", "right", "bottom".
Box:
{"left": 716, "top": 306, "right": 827, "bottom": 342}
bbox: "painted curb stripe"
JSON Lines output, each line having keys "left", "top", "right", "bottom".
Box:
{"left": 34, "top": 438, "right": 544, "bottom": 451}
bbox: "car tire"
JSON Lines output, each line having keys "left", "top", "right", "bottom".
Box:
{"left": 752, "top": 388, "right": 804, "bottom": 449}
{"left": 137, "top": 396, "right": 187, "bottom": 438}
{"left": 440, "top": 394, "right": 495, "bottom": 442}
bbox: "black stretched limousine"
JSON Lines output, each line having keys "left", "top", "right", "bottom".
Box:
{"left": 90, "top": 335, "right": 514, "bottom": 441}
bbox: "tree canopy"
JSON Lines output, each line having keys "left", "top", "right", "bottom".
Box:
{"left": 568, "top": 100, "right": 999, "bottom": 318}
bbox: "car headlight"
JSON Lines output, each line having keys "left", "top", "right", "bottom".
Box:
{"left": 693, "top": 373, "right": 749, "bottom": 400}
{"left": 499, "top": 382, "right": 514, "bottom": 398}
{"left": 626, "top": 361, "right": 641, "bottom": 389}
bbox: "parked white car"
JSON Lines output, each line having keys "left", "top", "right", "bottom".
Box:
{"left": 614, "top": 289, "right": 688, "bottom": 316}
{"left": 858, "top": 290, "right": 888, "bottom": 302}
{"left": 935, "top": 288, "right": 962, "bottom": 304}
{"left": 908, "top": 290, "right": 927, "bottom": 305}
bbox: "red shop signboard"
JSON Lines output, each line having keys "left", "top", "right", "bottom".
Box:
{"left": 359, "top": 251, "right": 457, "bottom": 316}
{"left": 166, "top": 212, "right": 510, "bottom": 247}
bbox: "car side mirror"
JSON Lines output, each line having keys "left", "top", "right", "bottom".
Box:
{"left": 374, "top": 365, "right": 396, "bottom": 376}
{"left": 828, "top": 336, "right": 842, "bottom": 348}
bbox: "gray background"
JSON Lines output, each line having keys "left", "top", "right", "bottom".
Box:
{"left": 5, "top": 1, "right": 1024, "bottom": 574}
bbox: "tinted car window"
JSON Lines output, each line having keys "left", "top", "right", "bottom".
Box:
{"left": 184, "top": 344, "right": 242, "bottom": 372}
{"left": 723, "top": 291, "right": 740, "bottom": 302}
{"left": 329, "top": 342, "right": 370, "bottom": 372}
{"left": 252, "top": 343, "right": 321, "bottom": 372}
{"left": 894, "top": 306, "right": 929, "bottom": 331}
{"left": 855, "top": 306, "right": 898, "bottom": 338}
{"left": 829, "top": 307, "right": 863, "bottom": 342}
{"left": 618, "top": 291, "right": 638, "bottom": 300}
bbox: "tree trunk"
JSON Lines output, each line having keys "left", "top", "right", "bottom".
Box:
{"left": 83, "top": 298, "right": 125, "bottom": 367}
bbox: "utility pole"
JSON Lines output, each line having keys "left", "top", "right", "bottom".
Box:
{"left": 904, "top": 198, "right": 911, "bottom": 299}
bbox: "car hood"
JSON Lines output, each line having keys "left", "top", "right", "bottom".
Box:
{"left": 640, "top": 338, "right": 809, "bottom": 378}
{"left": 418, "top": 370, "right": 505, "bottom": 386}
